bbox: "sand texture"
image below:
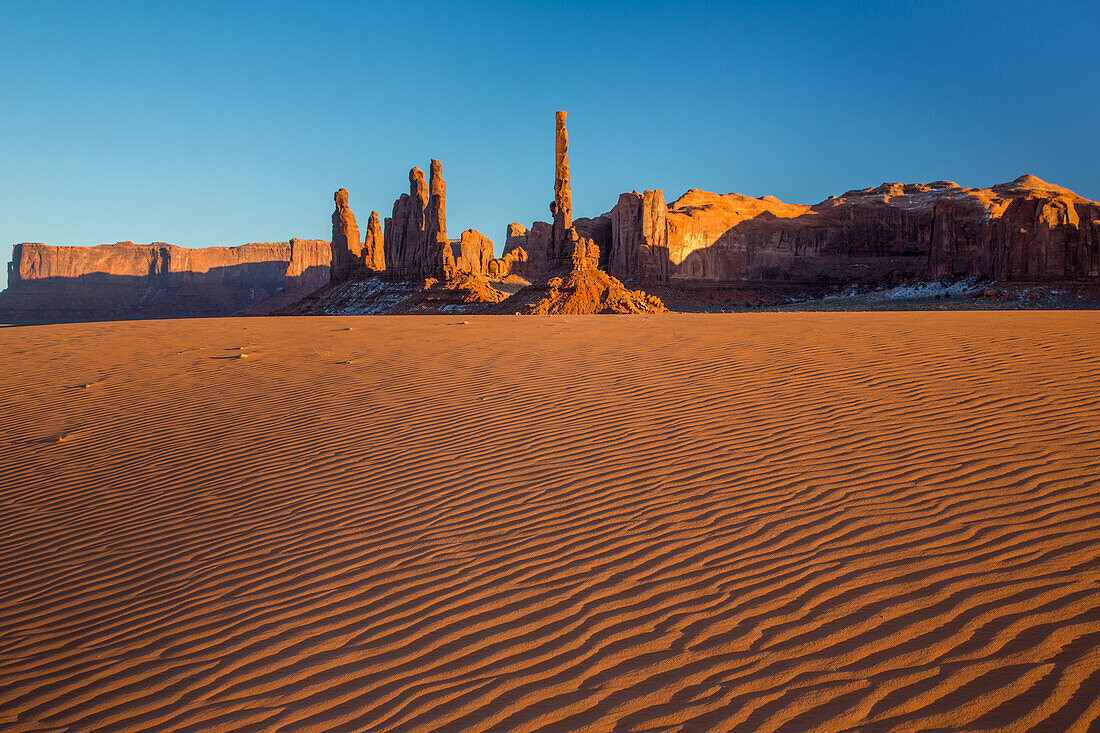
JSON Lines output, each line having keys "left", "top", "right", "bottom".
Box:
{"left": 0, "top": 312, "right": 1098, "bottom": 732}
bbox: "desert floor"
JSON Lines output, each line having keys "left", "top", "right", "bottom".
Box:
{"left": 1, "top": 313, "right": 1098, "bottom": 732}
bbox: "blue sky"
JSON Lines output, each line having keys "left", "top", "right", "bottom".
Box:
{"left": 2, "top": 1, "right": 1098, "bottom": 286}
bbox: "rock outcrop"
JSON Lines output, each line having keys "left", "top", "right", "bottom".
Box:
{"left": 494, "top": 268, "right": 667, "bottom": 315}
{"left": 609, "top": 191, "right": 669, "bottom": 281}
{"left": 501, "top": 221, "right": 551, "bottom": 278}
{"left": 383, "top": 167, "right": 429, "bottom": 280}
{"left": 456, "top": 229, "right": 494, "bottom": 275}
{"left": 487, "top": 246, "right": 529, "bottom": 279}
{"left": 281, "top": 270, "right": 510, "bottom": 315}
{"left": 425, "top": 159, "right": 456, "bottom": 278}
{"left": 490, "top": 111, "right": 667, "bottom": 314}
{"left": 383, "top": 162, "right": 458, "bottom": 280}
{"left": 330, "top": 188, "right": 361, "bottom": 281}
{"left": 606, "top": 176, "right": 1100, "bottom": 285}
{"left": 547, "top": 111, "right": 600, "bottom": 272}
{"left": 363, "top": 210, "right": 385, "bottom": 271}
{"left": 575, "top": 215, "right": 613, "bottom": 270}
{"left": 1, "top": 239, "right": 331, "bottom": 320}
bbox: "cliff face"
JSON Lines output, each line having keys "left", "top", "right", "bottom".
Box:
{"left": 1, "top": 240, "right": 330, "bottom": 320}
{"left": 608, "top": 175, "right": 1100, "bottom": 285}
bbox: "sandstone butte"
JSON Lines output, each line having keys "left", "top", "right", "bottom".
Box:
{"left": 1, "top": 240, "right": 330, "bottom": 320}
{"left": 2, "top": 113, "right": 1098, "bottom": 319}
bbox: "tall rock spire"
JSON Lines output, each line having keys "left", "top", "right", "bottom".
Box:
{"left": 363, "top": 210, "right": 385, "bottom": 271}
{"left": 406, "top": 167, "right": 429, "bottom": 273}
{"left": 551, "top": 110, "right": 573, "bottom": 266}
{"left": 425, "top": 159, "right": 456, "bottom": 278}
{"left": 426, "top": 159, "right": 447, "bottom": 246}
{"left": 549, "top": 111, "right": 598, "bottom": 271}
{"left": 331, "top": 188, "right": 361, "bottom": 281}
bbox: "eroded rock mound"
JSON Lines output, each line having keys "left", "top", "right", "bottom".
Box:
{"left": 497, "top": 267, "right": 667, "bottom": 315}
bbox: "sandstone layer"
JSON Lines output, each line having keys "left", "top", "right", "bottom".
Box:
{"left": 1, "top": 240, "right": 330, "bottom": 320}
{"left": 280, "top": 272, "right": 512, "bottom": 315}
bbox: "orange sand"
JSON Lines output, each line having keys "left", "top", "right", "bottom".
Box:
{"left": 1, "top": 313, "right": 1098, "bottom": 732}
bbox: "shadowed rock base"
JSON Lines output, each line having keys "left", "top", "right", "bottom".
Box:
{"left": 278, "top": 272, "right": 511, "bottom": 315}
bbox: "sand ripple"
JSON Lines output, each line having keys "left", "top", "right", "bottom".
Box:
{"left": 0, "top": 312, "right": 1097, "bottom": 731}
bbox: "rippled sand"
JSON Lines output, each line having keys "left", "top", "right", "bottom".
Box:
{"left": 1, "top": 313, "right": 1097, "bottom": 732}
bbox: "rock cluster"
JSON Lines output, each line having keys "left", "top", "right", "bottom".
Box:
{"left": 330, "top": 189, "right": 385, "bottom": 280}
{"left": 383, "top": 161, "right": 457, "bottom": 280}
{"left": 488, "top": 111, "right": 669, "bottom": 315}
{"left": 494, "top": 268, "right": 667, "bottom": 315}
{"left": 8, "top": 111, "right": 1098, "bottom": 322}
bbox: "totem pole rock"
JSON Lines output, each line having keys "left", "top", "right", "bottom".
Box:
{"left": 331, "top": 188, "right": 361, "bottom": 281}
{"left": 363, "top": 210, "right": 385, "bottom": 271}
{"left": 548, "top": 111, "right": 598, "bottom": 271}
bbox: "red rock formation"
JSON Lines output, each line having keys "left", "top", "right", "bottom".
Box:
{"left": 607, "top": 175, "right": 1100, "bottom": 285}
{"left": 549, "top": 111, "right": 573, "bottom": 269}
{"left": 574, "top": 215, "right": 613, "bottom": 269}
{"left": 425, "top": 159, "right": 446, "bottom": 245}
{"left": 383, "top": 163, "right": 457, "bottom": 280}
{"left": 929, "top": 176, "right": 1100, "bottom": 280}
{"left": 547, "top": 111, "right": 599, "bottom": 272}
{"left": 1, "top": 239, "right": 331, "bottom": 320}
{"left": 425, "top": 160, "right": 457, "bottom": 279}
{"left": 407, "top": 167, "right": 430, "bottom": 276}
{"left": 502, "top": 221, "right": 551, "bottom": 277}
{"left": 456, "top": 229, "right": 494, "bottom": 275}
{"left": 363, "top": 210, "right": 385, "bottom": 271}
{"left": 495, "top": 268, "right": 667, "bottom": 315}
{"left": 609, "top": 191, "right": 669, "bottom": 281}
{"left": 487, "top": 246, "right": 528, "bottom": 278}
{"left": 330, "top": 188, "right": 361, "bottom": 281}
{"left": 383, "top": 193, "right": 410, "bottom": 276}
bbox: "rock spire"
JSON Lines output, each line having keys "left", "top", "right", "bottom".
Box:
{"left": 382, "top": 161, "right": 457, "bottom": 280}
{"left": 363, "top": 210, "right": 385, "bottom": 271}
{"left": 330, "top": 188, "right": 361, "bottom": 281}
{"left": 548, "top": 111, "right": 599, "bottom": 271}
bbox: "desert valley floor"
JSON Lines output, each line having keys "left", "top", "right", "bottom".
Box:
{"left": 0, "top": 312, "right": 1098, "bottom": 732}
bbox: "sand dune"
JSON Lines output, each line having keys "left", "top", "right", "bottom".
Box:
{"left": 0, "top": 312, "right": 1098, "bottom": 732}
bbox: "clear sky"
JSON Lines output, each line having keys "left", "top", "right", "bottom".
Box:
{"left": 2, "top": 1, "right": 1098, "bottom": 287}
